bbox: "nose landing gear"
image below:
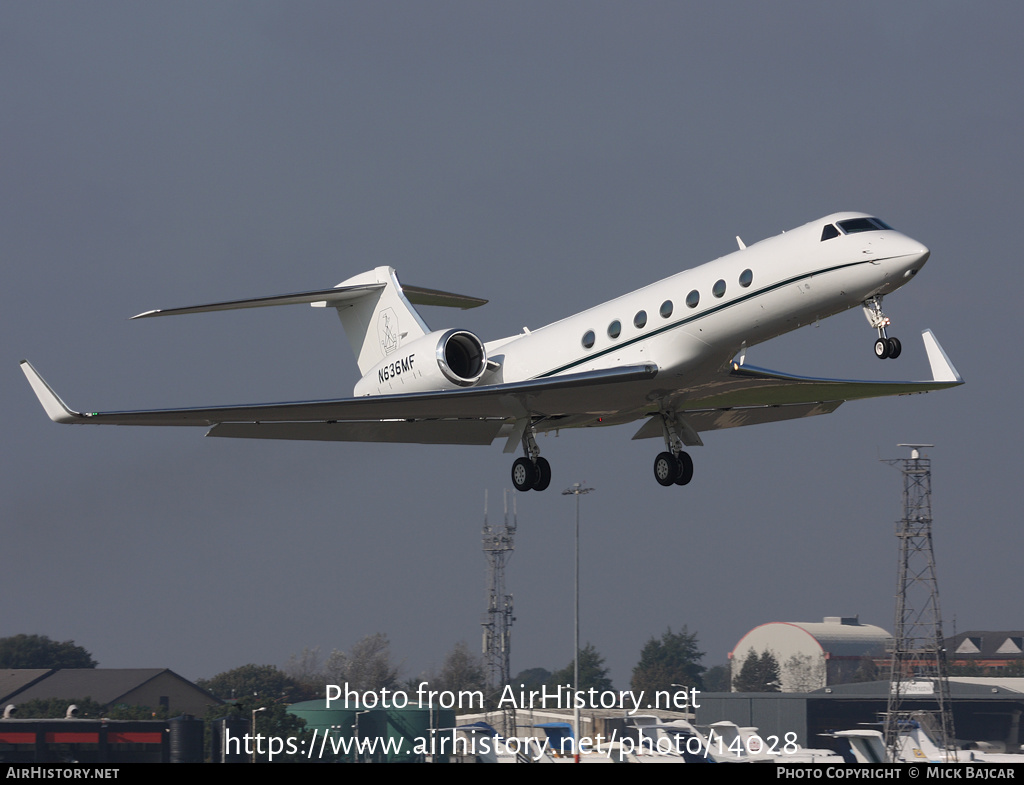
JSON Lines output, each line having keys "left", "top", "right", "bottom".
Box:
{"left": 864, "top": 296, "right": 901, "bottom": 360}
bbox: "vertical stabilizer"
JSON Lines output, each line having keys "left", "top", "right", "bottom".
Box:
{"left": 327, "top": 266, "right": 430, "bottom": 374}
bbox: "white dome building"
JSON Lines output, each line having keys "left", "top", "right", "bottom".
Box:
{"left": 730, "top": 616, "right": 891, "bottom": 692}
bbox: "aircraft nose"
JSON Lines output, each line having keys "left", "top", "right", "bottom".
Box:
{"left": 896, "top": 240, "right": 929, "bottom": 281}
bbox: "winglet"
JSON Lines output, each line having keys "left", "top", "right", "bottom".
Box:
{"left": 20, "top": 361, "right": 83, "bottom": 423}
{"left": 921, "top": 330, "right": 961, "bottom": 383}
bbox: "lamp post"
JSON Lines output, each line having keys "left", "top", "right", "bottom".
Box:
{"left": 251, "top": 706, "right": 266, "bottom": 763}
{"left": 562, "top": 482, "right": 593, "bottom": 762}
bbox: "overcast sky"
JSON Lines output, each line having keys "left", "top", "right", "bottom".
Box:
{"left": 4, "top": 2, "right": 1022, "bottom": 690}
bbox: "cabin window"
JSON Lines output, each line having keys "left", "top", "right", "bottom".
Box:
{"left": 739, "top": 269, "right": 753, "bottom": 287}
{"left": 608, "top": 320, "right": 621, "bottom": 339}
{"left": 660, "top": 300, "right": 673, "bottom": 318}
{"left": 633, "top": 310, "right": 647, "bottom": 328}
{"left": 821, "top": 224, "right": 840, "bottom": 241}
{"left": 685, "top": 290, "right": 699, "bottom": 308}
{"left": 712, "top": 279, "right": 726, "bottom": 298}
{"left": 582, "top": 330, "right": 595, "bottom": 349}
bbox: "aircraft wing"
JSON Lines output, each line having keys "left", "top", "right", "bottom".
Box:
{"left": 20, "top": 360, "right": 659, "bottom": 443}
{"left": 633, "top": 329, "right": 963, "bottom": 442}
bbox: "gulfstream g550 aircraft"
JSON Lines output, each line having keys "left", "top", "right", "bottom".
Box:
{"left": 22, "top": 212, "right": 962, "bottom": 491}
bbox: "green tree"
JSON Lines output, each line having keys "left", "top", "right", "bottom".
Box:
{"left": 549, "top": 642, "right": 613, "bottom": 704}
{"left": 703, "top": 665, "right": 731, "bottom": 692}
{"left": 510, "top": 667, "right": 552, "bottom": 691}
{"left": 14, "top": 697, "right": 169, "bottom": 720}
{"left": 196, "top": 664, "right": 306, "bottom": 703}
{"left": 0, "top": 634, "right": 96, "bottom": 669}
{"left": 199, "top": 664, "right": 313, "bottom": 762}
{"left": 732, "top": 649, "right": 781, "bottom": 692}
{"left": 630, "top": 626, "right": 705, "bottom": 695}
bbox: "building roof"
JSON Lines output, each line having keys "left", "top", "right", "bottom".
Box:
{"left": 732, "top": 617, "right": 890, "bottom": 659}
{"left": 0, "top": 668, "right": 220, "bottom": 715}
{"left": 0, "top": 670, "right": 53, "bottom": 704}
{"left": 947, "top": 631, "right": 1024, "bottom": 660}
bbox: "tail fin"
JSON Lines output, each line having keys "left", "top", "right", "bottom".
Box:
{"left": 325, "top": 266, "right": 489, "bottom": 374}
{"left": 325, "top": 266, "right": 434, "bottom": 374}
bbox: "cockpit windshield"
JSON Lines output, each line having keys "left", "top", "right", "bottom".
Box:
{"left": 821, "top": 217, "right": 893, "bottom": 241}
{"left": 838, "top": 217, "right": 892, "bottom": 234}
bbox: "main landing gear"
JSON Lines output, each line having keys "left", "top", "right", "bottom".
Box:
{"left": 511, "top": 426, "right": 551, "bottom": 492}
{"left": 863, "top": 295, "right": 901, "bottom": 360}
{"left": 512, "top": 456, "right": 551, "bottom": 492}
{"left": 654, "top": 451, "right": 693, "bottom": 487}
{"left": 652, "top": 410, "right": 695, "bottom": 488}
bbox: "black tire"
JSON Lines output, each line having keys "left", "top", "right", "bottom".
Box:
{"left": 887, "top": 336, "right": 902, "bottom": 359}
{"left": 512, "top": 457, "right": 537, "bottom": 492}
{"left": 874, "top": 338, "right": 890, "bottom": 359}
{"left": 532, "top": 457, "right": 552, "bottom": 492}
{"left": 674, "top": 451, "right": 694, "bottom": 485}
{"left": 654, "top": 452, "right": 679, "bottom": 486}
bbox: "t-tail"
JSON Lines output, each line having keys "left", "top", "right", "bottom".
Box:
{"left": 130, "top": 265, "right": 487, "bottom": 376}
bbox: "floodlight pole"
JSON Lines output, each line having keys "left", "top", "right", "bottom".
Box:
{"left": 562, "top": 482, "right": 593, "bottom": 762}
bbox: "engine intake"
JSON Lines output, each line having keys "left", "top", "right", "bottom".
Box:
{"left": 436, "top": 329, "right": 487, "bottom": 386}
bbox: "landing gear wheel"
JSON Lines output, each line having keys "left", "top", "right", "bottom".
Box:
{"left": 512, "top": 457, "right": 538, "bottom": 492}
{"left": 654, "top": 452, "right": 679, "bottom": 487}
{"left": 532, "top": 457, "right": 552, "bottom": 492}
{"left": 674, "top": 451, "right": 694, "bottom": 486}
{"left": 874, "top": 338, "right": 890, "bottom": 359}
{"left": 887, "top": 336, "right": 902, "bottom": 359}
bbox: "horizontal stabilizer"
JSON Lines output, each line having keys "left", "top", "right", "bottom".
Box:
{"left": 131, "top": 281, "right": 486, "bottom": 320}
{"left": 131, "top": 283, "right": 386, "bottom": 319}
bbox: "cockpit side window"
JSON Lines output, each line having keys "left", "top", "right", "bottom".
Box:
{"left": 821, "top": 224, "right": 840, "bottom": 241}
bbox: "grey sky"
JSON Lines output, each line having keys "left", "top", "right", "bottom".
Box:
{"left": 4, "top": 2, "right": 1021, "bottom": 688}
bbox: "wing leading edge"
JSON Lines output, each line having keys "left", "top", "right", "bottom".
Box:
{"left": 19, "top": 360, "right": 659, "bottom": 436}
{"left": 632, "top": 329, "right": 963, "bottom": 442}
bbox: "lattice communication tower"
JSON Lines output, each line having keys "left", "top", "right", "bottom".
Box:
{"left": 481, "top": 490, "right": 516, "bottom": 734}
{"left": 882, "top": 444, "right": 956, "bottom": 761}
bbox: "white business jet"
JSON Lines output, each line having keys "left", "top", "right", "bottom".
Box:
{"left": 21, "top": 212, "right": 962, "bottom": 491}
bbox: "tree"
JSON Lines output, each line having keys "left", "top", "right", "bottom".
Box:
{"left": 434, "top": 641, "right": 485, "bottom": 695}
{"left": 0, "top": 634, "right": 96, "bottom": 669}
{"left": 732, "top": 649, "right": 781, "bottom": 692}
{"left": 198, "top": 664, "right": 313, "bottom": 762}
{"left": 630, "top": 626, "right": 705, "bottom": 695}
{"left": 783, "top": 652, "right": 826, "bottom": 692}
{"left": 324, "top": 633, "right": 401, "bottom": 692}
{"left": 196, "top": 664, "right": 304, "bottom": 703}
{"left": 420, "top": 641, "right": 486, "bottom": 713}
{"left": 549, "top": 642, "right": 613, "bottom": 704}
{"left": 702, "top": 664, "right": 731, "bottom": 693}
{"left": 850, "top": 656, "right": 881, "bottom": 683}
{"left": 510, "top": 667, "right": 551, "bottom": 691}
{"left": 283, "top": 646, "right": 325, "bottom": 696}
{"left": 15, "top": 697, "right": 170, "bottom": 720}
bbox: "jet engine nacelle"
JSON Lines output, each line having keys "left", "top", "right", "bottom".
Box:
{"left": 354, "top": 328, "right": 487, "bottom": 396}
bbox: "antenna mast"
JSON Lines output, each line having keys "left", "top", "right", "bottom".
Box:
{"left": 482, "top": 489, "right": 516, "bottom": 735}
{"left": 882, "top": 444, "right": 957, "bottom": 761}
